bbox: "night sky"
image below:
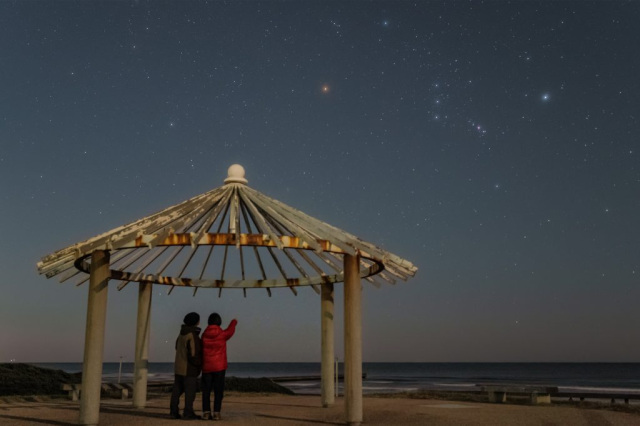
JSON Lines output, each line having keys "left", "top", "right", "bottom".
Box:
{"left": 1, "top": 1, "right": 639, "bottom": 363}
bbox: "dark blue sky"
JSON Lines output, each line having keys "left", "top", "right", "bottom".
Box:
{"left": 1, "top": 1, "right": 639, "bottom": 362}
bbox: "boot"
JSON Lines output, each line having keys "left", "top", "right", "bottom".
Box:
{"left": 202, "top": 412, "right": 212, "bottom": 420}
{"left": 213, "top": 412, "right": 222, "bottom": 420}
{"left": 182, "top": 411, "right": 201, "bottom": 420}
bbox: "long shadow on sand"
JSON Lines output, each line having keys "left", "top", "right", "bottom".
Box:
{"left": 227, "top": 399, "right": 321, "bottom": 408}
{"left": 0, "top": 414, "right": 74, "bottom": 426}
{"left": 55, "top": 404, "right": 171, "bottom": 420}
{"left": 0, "top": 402, "right": 75, "bottom": 410}
{"left": 255, "top": 413, "right": 343, "bottom": 425}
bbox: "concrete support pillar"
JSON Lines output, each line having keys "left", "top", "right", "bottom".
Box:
{"left": 79, "top": 250, "right": 110, "bottom": 426}
{"left": 133, "top": 281, "right": 153, "bottom": 409}
{"left": 320, "top": 282, "right": 335, "bottom": 407}
{"left": 343, "top": 254, "right": 362, "bottom": 426}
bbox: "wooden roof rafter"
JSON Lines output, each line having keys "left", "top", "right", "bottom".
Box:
{"left": 37, "top": 165, "right": 417, "bottom": 294}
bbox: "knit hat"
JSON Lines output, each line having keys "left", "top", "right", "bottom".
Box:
{"left": 208, "top": 313, "right": 222, "bottom": 326}
{"left": 183, "top": 312, "right": 200, "bottom": 326}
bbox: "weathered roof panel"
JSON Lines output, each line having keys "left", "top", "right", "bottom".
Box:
{"left": 37, "top": 165, "right": 417, "bottom": 292}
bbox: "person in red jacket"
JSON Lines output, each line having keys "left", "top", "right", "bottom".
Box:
{"left": 201, "top": 313, "right": 237, "bottom": 420}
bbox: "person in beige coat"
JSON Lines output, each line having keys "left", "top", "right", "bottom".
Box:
{"left": 169, "top": 312, "right": 202, "bottom": 419}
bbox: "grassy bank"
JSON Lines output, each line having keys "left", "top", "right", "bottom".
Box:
{"left": 0, "top": 363, "right": 81, "bottom": 396}
{"left": 0, "top": 363, "right": 293, "bottom": 397}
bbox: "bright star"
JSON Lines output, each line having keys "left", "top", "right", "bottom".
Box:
{"left": 542, "top": 93, "right": 550, "bottom": 101}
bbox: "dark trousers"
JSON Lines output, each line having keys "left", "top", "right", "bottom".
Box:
{"left": 170, "top": 374, "right": 198, "bottom": 416}
{"left": 202, "top": 370, "right": 226, "bottom": 413}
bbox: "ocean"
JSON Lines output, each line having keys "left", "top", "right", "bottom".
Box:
{"left": 34, "top": 362, "right": 640, "bottom": 396}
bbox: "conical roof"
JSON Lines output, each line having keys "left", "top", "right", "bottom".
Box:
{"left": 37, "top": 165, "right": 417, "bottom": 295}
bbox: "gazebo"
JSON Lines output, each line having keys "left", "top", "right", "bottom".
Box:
{"left": 37, "top": 164, "right": 417, "bottom": 426}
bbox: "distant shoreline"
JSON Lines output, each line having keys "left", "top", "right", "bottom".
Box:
{"left": 5, "top": 362, "right": 640, "bottom": 399}
{"left": 3, "top": 363, "right": 640, "bottom": 418}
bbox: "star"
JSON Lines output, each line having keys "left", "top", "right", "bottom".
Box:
{"left": 321, "top": 84, "right": 330, "bottom": 93}
{"left": 541, "top": 93, "right": 550, "bottom": 102}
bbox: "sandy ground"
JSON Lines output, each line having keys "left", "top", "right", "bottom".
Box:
{"left": 1, "top": 393, "right": 639, "bottom": 426}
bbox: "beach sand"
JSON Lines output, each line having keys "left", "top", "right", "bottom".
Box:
{"left": 1, "top": 393, "right": 639, "bottom": 425}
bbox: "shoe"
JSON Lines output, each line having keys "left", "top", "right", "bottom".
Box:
{"left": 213, "top": 412, "right": 222, "bottom": 420}
{"left": 182, "top": 413, "right": 202, "bottom": 420}
{"left": 169, "top": 412, "right": 181, "bottom": 419}
{"left": 202, "top": 412, "right": 212, "bottom": 420}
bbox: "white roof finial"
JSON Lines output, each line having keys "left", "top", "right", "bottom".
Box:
{"left": 224, "top": 164, "right": 248, "bottom": 184}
